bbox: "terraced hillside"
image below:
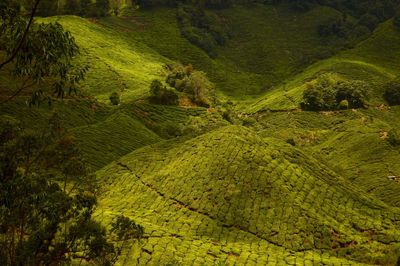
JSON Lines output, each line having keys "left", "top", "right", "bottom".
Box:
{"left": 97, "top": 126, "right": 400, "bottom": 265}
{"left": 2, "top": 2, "right": 400, "bottom": 265}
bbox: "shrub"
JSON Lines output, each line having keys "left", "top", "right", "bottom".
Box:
{"left": 165, "top": 64, "right": 214, "bottom": 107}
{"left": 181, "top": 71, "right": 212, "bottom": 107}
{"left": 109, "top": 92, "right": 120, "bottom": 105}
{"left": 286, "top": 138, "right": 296, "bottom": 146}
{"left": 241, "top": 117, "right": 257, "bottom": 127}
{"left": 335, "top": 81, "right": 368, "bottom": 108}
{"left": 301, "top": 75, "right": 368, "bottom": 111}
{"left": 149, "top": 80, "right": 179, "bottom": 105}
{"left": 388, "top": 129, "right": 400, "bottom": 146}
{"left": 339, "top": 99, "right": 349, "bottom": 109}
{"left": 383, "top": 79, "right": 400, "bottom": 106}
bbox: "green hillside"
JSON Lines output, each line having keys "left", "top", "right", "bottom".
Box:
{"left": 2, "top": 1, "right": 400, "bottom": 265}
{"left": 97, "top": 126, "right": 400, "bottom": 265}
{"left": 246, "top": 19, "right": 400, "bottom": 112}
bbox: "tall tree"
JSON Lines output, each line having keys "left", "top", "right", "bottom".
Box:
{"left": 0, "top": 0, "right": 88, "bottom": 104}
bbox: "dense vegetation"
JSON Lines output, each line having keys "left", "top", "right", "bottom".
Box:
{"left": 2, "top": 0, "right": 400, "bottom": 264}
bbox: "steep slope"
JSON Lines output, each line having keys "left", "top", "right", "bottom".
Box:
{"left": 41, "top": 15, "right": 170, "bottom": 103}
{"left": 96, "top": 126, "right": 400, "bottom": 265}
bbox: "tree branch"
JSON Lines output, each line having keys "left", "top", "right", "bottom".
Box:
{"left": 0, "top": 0, "right": 41, "bottom": 71}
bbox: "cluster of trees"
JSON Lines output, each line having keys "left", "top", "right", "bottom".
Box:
{"left": 0, "top": 114, "right": 144, "bottom": 265}
{"left": 34, "top": 0, "right": 112, "bottom": 17}
{"left": 301, "top": 75, "right": 369, "bottom": 111}
{"left": 1, "top": 2, "right": 145, "bottom": 264}
{"left": 177, "top": 4, "right": 230, "bottom": 57}
{"left": 149, "top": 64, "right": 214, "bottom": 107}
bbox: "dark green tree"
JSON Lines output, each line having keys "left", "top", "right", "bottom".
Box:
{"left": 384, "top": 79, "right": 400, "bottom": 106}
{"left": 0, "top": 0, "right": 88, "bottom": 105}
{"left": 109, "top": 92, "right": 121, "bottom": 105}
{"left": 96, "top": 0, "right": 110, "bottom": 16}
{"left": 0, "top": 114, "right": 117, "bottom": 265}
{"left": 149, "top": 80, "right": 179, "bottom": 105}
{"left": 64, "top": 0, "right": 80, "bottom": 14}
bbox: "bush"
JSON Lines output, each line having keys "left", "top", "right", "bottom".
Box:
{"left": 339, "top": 99, "right": 349, "bottom": 109}
{"left": 388, "top": 130, "right": 400, "bottom": 146}
{"left": 165, "top": 64, "right": 214, "bottom": 107}
{"left": 301, "top": 75, "right": 368, "bottom": 111}
{"left": 149, "top": 80, "right": 179, "bottom": 105}
{"left": 109, "top": 92, "right": 120, "bottom": 105}
{"left": 286, "top": 138, "right": 296, "bottom": 146}
{"left": 383, "top": 79, "right": 400, "bottom": 106}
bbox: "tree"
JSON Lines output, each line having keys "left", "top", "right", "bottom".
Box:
{"left": 80, "top": 0, "right": 93, "bottom": 16}
{"left": 0, "top": 0, "right": 88, "bottom": 105}
{"left": 96, "top": 0, "right": 110, "bottom": 16}
{"left": 165, "top": 64, "right": 214, "bottom": 107}
{"left": 36, "top": 0, "right": 59, "bottom": 16}
{"left": 64, "top": 0, "right": 80, "bottom": 15}
{"left": 0, "top": 114, "right": 118, "bottom": 265}
{"left": 149, "top": 80, "right": 179, "bottom": 105}
{"left": 109, "top": 92, "right": 121, "bottom": 105}
{"left": 301, "top": 75, "right": 368, "bottom": 111}
{"left": 384, "top": 79, "right": 400, "bottom": 106}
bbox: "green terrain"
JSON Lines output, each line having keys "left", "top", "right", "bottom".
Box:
{"left": 2, "top": 1, "right": 400, "bottom": 265}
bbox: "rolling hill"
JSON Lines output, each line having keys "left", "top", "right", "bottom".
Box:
{"left": 2, "top": 2, "right": 400, "bottom": 265}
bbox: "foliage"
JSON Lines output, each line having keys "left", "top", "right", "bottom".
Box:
{"left": 301, "top": 75, "right": 369, "bottom": 111}
{"left": 64, "top": 0, "right": 81, "bottom": 15}
{"left": 388, "top": 129, "right": 400, "bottom": 146}
{"left": 149, "top": 80, "right": 179, "bottom": 105}
{"left": 318, "top": 15, "right": 352, "bottom": 38}
{"left": 110, "top": 215, "right": 144, "bottom": 241}
{"left": 36, "top": 0, "right": 59, "bottom": 16}
{"left": 177, "top": 4, "right": 230, "bottom": 57}
{"left": 166, "top": 64, "right": 213, "bottom": 107}
{"left": 0, "top": 2, "right": 88, "bottom": 105}
{"left": 394, "top": 11, "right": 400, "bottom": 30}
{"left": 96, "top": 0, "right": 111, "bottom": 16}
{"left": 0, "top": 114, "right": 118, "bottom": 265}
{"left": 384, "top": 79, "right": 400, "bottom": 106}
{"left": 109, "top": 92, "right": 121, "bottom": 105}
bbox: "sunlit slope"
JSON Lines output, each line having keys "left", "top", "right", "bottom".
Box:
{"left": 246, "top": 20, "right": 400, "bottom": 112}
{"left": 41, "top": 16, "right": 169, "bottom": 102}
{"left": 256, "top": 107, "right": 400, "bottom": 208}
{"left": 97, "top": 4, "right": 346, "bottom": 98}
{"left": 71, "top": 111, "right": 161, "bottom": 169}
{"left": 97, "top": 126, "right": 400, "bottom": 265}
